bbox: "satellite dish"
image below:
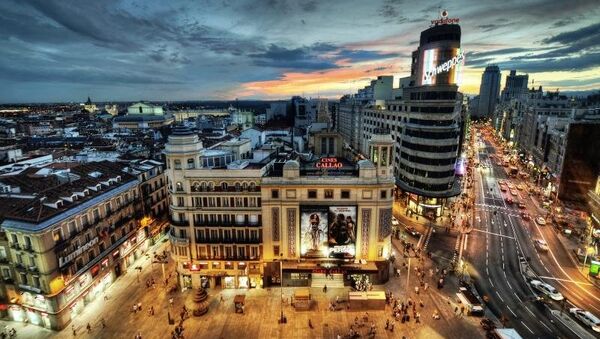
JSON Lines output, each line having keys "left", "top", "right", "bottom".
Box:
{"left": 441, "top": 10, "right": 448, "bottom": 18}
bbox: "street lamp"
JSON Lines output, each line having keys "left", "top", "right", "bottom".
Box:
{"left": 279, "top": 255, "right": 285, "bottom": 324}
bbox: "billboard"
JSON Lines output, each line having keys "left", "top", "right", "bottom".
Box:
{"left": 421, "top": 47, "right": 464, "bottom": 86}
{"left": 327, "top": 206, "right": 357, "bottom": 258}
{"left": 300, "top": 207, "right": 329, "bottom": 257}
{"left": 300, "top": 206, "right": 357, "bottom": 258}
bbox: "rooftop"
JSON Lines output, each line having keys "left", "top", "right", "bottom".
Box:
{"left": 0, "top": 160, "right": 137, "bottom": 227}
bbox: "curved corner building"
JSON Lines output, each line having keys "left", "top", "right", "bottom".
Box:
{"left": 396, "top": 22, "right": 463, "bottom": 217}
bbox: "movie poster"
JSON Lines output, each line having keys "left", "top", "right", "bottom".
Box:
{"left": 327, "top": 206, "right": 357, "bottom": 258}
{"left": 300, "top": 207, "right": 328, "bottom": 257}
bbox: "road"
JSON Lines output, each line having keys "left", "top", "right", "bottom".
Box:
{"left": 464, "top": 129, "right": 600, "bottom": 339}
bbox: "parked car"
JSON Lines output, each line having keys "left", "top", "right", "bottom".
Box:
{"left": 510, "top": 189, "right": 518, "bottom": 196}
{"left": 536, "top": 217, "right": 546, "bottom": 225}
{"left": 498, "top": 180, "right": 505, "bottom": 185}
{"left": 507, "top": 183, "right": 515, "bottom": 189}
{"left": 517, "top": 184, "right": 526, "bottom": 191}
{"left": 569, "top": 307, "right": 600, "bottom": 333}
{"left": 521, "top": 212, "right": 531, "bottom": 221}
{"left": 530, "top": 280, "right": 564, "bottom": 301}
{"left": 505, "top": 197, "right": 513, "bottom": 204}
{"left": 534, "top": 239, "right": 549, "bottom": 252}
{"left": 517, "top": 202, "right": 526, "bottom": 209}
{"left": 404, "top": 226, "right": 421, "bottom": 238}
{"left": 500, "top": 185, "right": 508, "bottom": 192}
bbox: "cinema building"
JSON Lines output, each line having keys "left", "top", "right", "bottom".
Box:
{"left": 164, "top": 126, "right": 394, "bottom": 289}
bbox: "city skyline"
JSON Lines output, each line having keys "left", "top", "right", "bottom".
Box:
{"left": 1, "top": 0, "right": 599, "bottom": 103}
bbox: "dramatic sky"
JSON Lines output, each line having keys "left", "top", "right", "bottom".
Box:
{"left": 1, "top": 0, "right": 598, "bottom": 103}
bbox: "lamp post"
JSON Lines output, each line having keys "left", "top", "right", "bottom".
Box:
{"left": 279, "top": 255, "right": 285, "bottom": 324}
{"left": 582, "top": 246, "right": 595, "bottom": 274}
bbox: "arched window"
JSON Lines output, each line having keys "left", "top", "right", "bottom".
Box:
{"left": 208, "top": 182, "right": 214, "bottom": 191}
{"left": 221, "top": 182, "right": 228, "bottom": 191}
{"left": 201, "top": 182, "right": 207, "bottom": 192}
{"left": 235, "top": 182, "right": 241, "bottom": 192}
{"left": 249, "top": 182, "right": 256, "bottom": 191}
{"left": 242, "top": 182, "right": 248, "bottom": 191}
{"left": 176, "top": 182, "right": 183, "bottom": 192}
{"left": 191, "top": 182, "right": 200, "bottom": 192}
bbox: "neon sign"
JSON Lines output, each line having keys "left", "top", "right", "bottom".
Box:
{"left": 424, "top": 50, "right": 465, "bottom": 82}
{"left": 431, "top": 10, "right": 459, "bottom": 26}
{"left": 316, "top": 158, "right": 343, "bottom": 169}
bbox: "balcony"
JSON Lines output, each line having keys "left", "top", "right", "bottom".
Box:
{"left": 169, "top": 234, "right": 190, "bottom": 246}
{"left": 193, "top": 221, "right": 262, "bottom": 228}
{"left": 197, "top": 237, "right": 262, "bottom": 245}
{"left": 14, "top": 263, "right": 26, "bottom": 272}
{"left": 28, "top": 266, "right": 39, "bottom": 274}
{"left": 9, "top": 242, "right": 21, "bottom": 250}
{"left": 170, "top": 218, "right": 190, "bottom": 227}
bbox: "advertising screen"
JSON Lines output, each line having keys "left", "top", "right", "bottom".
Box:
{"left": 300, "top": 207, "right": 329, "bottom": 257}
{"left": 327, "top": 206, "right": 357, "bottom": 258}
{"left": 421, "top": 47, "right": 464, "bottom": 86}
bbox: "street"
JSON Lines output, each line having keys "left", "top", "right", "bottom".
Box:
{"left": 464, "top": 125, "right": 600, "bottom": 339}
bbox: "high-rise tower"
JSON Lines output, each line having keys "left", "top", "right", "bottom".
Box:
{"left": 477, "top": 65, "right": 501, "bottom": 118}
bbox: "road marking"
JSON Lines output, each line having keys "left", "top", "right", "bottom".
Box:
{"left": 521, "top": 321, "right": 535, "bottom": 334}
{"left": 537, "top": 276, "right": 593, "bottom": 286}
{"left": 506, "top": 305, "right": 517, "bottom": 317}
{"left": 506, "top": 280, "right": 512, "bottom": 289}
{"left": 525, "top": 306, "right": 536, "bottom": 318}
{"left": 471, "top": 229, "right": 515, "bottom": 239}
{"left": 513, "top": 292, "right": 522, "bottom": 302}
{"left": 539, "top": 321, "right": 552, "bottom": 333}
{"left": 496, "top": 291, "right": 504, "bottom": 302}
{"left": 486, "top": 267, "right": 489, "bottom": 276}
{"left": 489, "top": 277, "right": 494, "bottom": 287}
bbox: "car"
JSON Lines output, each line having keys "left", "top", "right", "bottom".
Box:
{"left": 497, "top": 161, "right": 503, "bottom": 166}
{"left": 498, "top": 179, "right": 505, "bottom": 185}
{"left": 517, "top": 202, "right": 526, "bottom": 209}
{"left": 404, "top": 226, "right": 421, "bottom": 238}
{"left": 517, "top": 184, "right": 526, "bottom": 191}
{"left": 500, "top": 185, "right": 508, "bottom": 192}
{"left": 521, "top": 212, "right": 531, "bottom": 221}
{"left": 505, "top": 197, "right": 513, "bottom": 204}
{"left": 392, "top": 216, "right": 400, "bottom": 227}
{"left": 536, "top": 217, "right": 546, "bottom": 225}
{"left": 507, "top": 183, "right": 515, "bottom": 189}
{"left": 569, "top": 307, "right": 600, "bottom": 333}
{"left": 534, "top": 239, "right": 549, "bottom": 252}
{"left": 510, "top": 189, "right": 518, "bottom": 196}
{"left": 530, "top": 280, "right": 564, "bottom": 301}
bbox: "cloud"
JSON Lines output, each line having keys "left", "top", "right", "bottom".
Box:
{"left": 499, "top": 52, "right": 600, "bottom": 73}
{"left": 543, "top": 22, "right": 600, "bottom": 45}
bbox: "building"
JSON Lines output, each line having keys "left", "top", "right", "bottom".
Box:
{"left": 476, "top": 65, "right": 501, "bottom": 119}
{"left": 395, "top": 16, "right": 463, "bottom": 216}
{"left": 229, "top": 107, "right": 255, "bottom": 130}
{"left": 0, "top": 161, "right": 151, "bottom": 329}
{"left": 82, "top": 97, "right": 97, "bottom": 114}
{"left": 164, "top": 125, "right": 394, "bottom": 290}
{"left": 112, "top": 102, "right": 174, "bottom": 130}
{"left": 265, "top": 101, "right": 289, "bottom": 121}
{"left": 164, "top": 126, "right": 266, "bottom": 289}
{"left": 501, "top": 70, "right": 529, "bottom": 102}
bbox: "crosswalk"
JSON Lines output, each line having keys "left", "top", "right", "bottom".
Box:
{"left": 474, "top": 203, "right": 523, "bottom": 218}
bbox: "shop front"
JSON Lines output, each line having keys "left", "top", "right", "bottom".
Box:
{"left": 406, "top": 194, "right": 445, "bottom": 219}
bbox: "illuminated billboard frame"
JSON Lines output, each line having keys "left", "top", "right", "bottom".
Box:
{"left": 421, "top": 48, "right": 464, "bottom": 86}
{"left": 300, "top": 206, "right": 357, "bottom": 259}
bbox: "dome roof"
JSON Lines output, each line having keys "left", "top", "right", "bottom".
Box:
{"left": 283, "top": 160, "right": 300, "bottom": 169}
{"left": 171, "top": 125, "right": 195, "bottom": 136}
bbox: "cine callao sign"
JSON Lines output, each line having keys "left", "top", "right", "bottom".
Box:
{"left": 316, "top": 157, "right": 343, "bottom": 169}
{"left": 423, "top": 50, "right": 465, "bottom": 82}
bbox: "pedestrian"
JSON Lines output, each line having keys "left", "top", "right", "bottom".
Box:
{"left": 385, "top": 319, "right": 389, "bottom": 330}
{"left": 133, "top": 304, "right": 138, "bottom": 313}
{"left": 72, "top": 325, "right": 76, "bottom": 337}
{"left": 169, "top": 297, "right": 174, "bottom": 306}
{"left": 86, "top": 323, "right": 91, "bottom": 333}
{"left": 390, "top": 320, "right": 395, "bottom": 332}
{"left": 135, "top": 332, "right": 142, "bottom": 339}
{"left": 138, "top": 301, "right": 142, "bottom": 312}
{"left": 335, "top": 295, "right": 340, "bottom": 304}
{"left": 101, "top": 318, "right": 106, "bottom": 328}
{"left": 323, "top": 285, "right": 327, "bottom": 293}
{"left": 414, "top": 286, "right": 419, "bottom": 295}
{"left": 309, "top": 319, "right": 313, "bottom": 329}
{"left": 220, "top": 294, "right": 224, "bottom": 303}
{"left": 150, "top": 306, "right": 155, "bottom": 316}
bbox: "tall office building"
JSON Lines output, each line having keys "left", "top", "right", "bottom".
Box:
{"left": 501, "top": 70, "right": 529, "bottom": 101}
{"left": 477, "top": 65, "right": 501, "bottom": 118}
{"left": 396, "top": 17, "right": 464, "bottom": 217}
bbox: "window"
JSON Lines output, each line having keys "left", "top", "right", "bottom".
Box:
{"left": 341, "top": 190, "right": 350, "bottom": 199}
{"left": 177, "top": 197, "right": 185, "bottom": 207}
{"left": 271, "top": 189, "right": 279, "bottom": 199}
{"left": 176, "top": 182, "right": 184, "bottom": 192}
{"left": 19, "top": 273, "right": 27, "bottom": 285}
{"left": 187, "top": 158, "right": 195, "bottom": 169}
{"left": 23, "top": 236, "right": 32, "bottom": 250}
{"left": 174, "top": 160, "right": 182, "bottom": 170}
{"left": 324, "top": 190, "right": 334, "bottom": 199}
{"left": 273, "top": 246, "right": 280, "bottom": 256}
{"left": 53, "top": 229, "right": 63, "bottom": 243}
{"left": 221, "top": 182, "right": 228, "bottom": 191}
{"left": 380, "top": 190, "right": 387, "bottom": 199}
{"left": 308, "top": 190, "right": 317, "bottom": 199}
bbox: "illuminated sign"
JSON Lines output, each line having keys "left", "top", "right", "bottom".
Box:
{"left": 431, "top": 10, "right": 459, "bottom": 26}
{"left": 316, "top": 157, "right": 343, "bottom": 169}
{"left": 424, "top": 51, "right": 465, "bottom": 82}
